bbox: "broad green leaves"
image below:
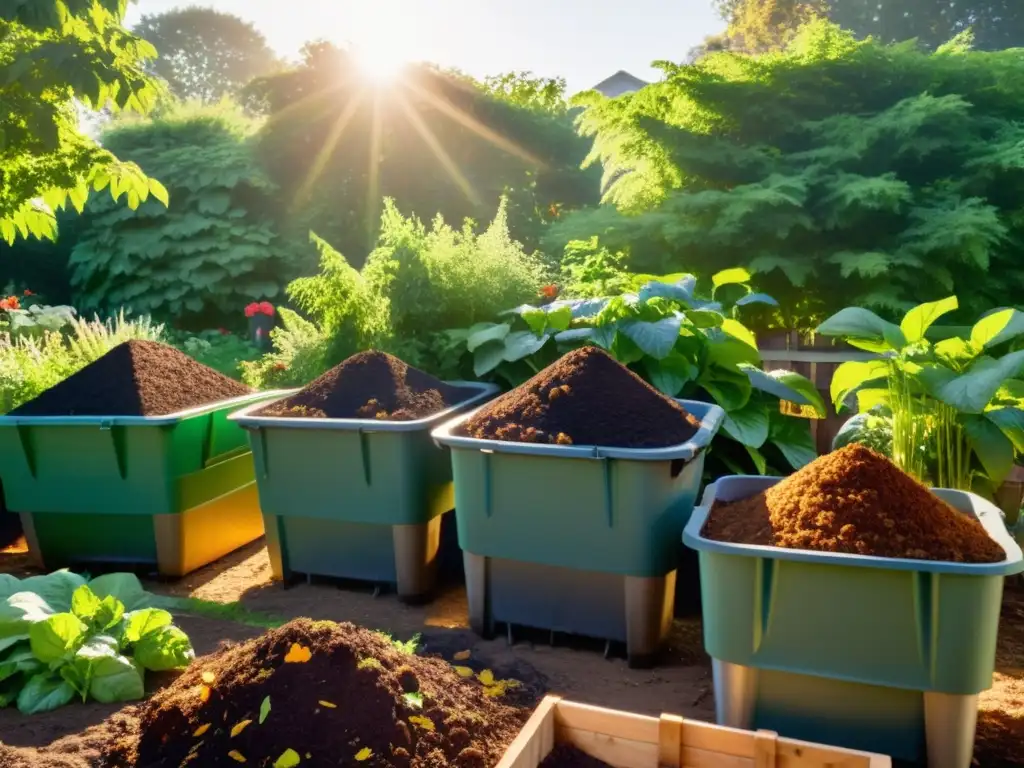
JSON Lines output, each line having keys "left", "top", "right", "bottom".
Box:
{"left": 817, "top": 307, "right": 906, "bottom": 351}
{"left": 900, "top": 296, "right": 957, "bottom": 344}
{"left": 970, "top": 309, "right": 1024, "bottom": 350}
{"left": 30, "top": 615, "right": 87, "bottom": 664}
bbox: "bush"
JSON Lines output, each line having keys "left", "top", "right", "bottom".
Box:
{"left": 168, "top": 330, "right": 260, "bottom": 380}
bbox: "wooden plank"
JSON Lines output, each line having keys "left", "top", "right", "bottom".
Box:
{"left": 555, "top": 701, "right": 660, "bottom": 744}
{"left": 659, "top": 714, "right": 684, "bottom": 768}
{"left": 495, "top": 695, "right": 561, "bottom": 768}
{"left": 758, "top": 350, "right": 878, "bottom": 364}
{"left": 679, "top": 722, "right": 756, "bottom": 759}
{"left": 776, "top": 736, "right": 890, "bottom": 768}
{"left": 561, "top": 726, "right": 658, "bottom": 768}
{"left": 753, "top": 731, "right": 777, "bottom": 768}
{"left": 680, "top": 746, "right": 754, "bottom": 768}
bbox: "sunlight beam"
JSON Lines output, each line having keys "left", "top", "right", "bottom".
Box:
{"left": 396, "top": 96, "right": 480, "bottom": 207}
{"left": 292, "top": 88, "right": 368, "bottom": 210}
{"left": 365, "top": 93, "right": 384, "bottom": 244}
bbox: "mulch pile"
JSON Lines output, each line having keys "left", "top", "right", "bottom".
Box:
{"left": 112, "top": 618, "right": 529, "bottom": 768}
{"left": 258, "top": 351, "right": 473, "bottom": 421}
{"left": 10, "top": 340, "right": 251, "bottom": 417}
{"left": 539, "top": 745, "right": 613, "bottom": 768}
{"left": 456, "top": 347, "right": 701, "bottom": 448}
{"left": 702, "top": 444, "right": 1006, "bottom": 563}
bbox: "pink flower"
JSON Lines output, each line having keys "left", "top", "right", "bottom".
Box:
{"left": 244, "top": 302, "right": 260, "bottom": 318}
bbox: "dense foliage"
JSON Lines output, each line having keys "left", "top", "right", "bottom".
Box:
{"left": 244, "top": 43, "right": 598, "bottom": 262}
{"left": 133, "top": 7, "right": 281, "bottom": 102}
{"left": 67, "top": 103, "right": 290, "bottom": 326}
{"left": 551, "top": 21, "right": 1024, "bottom": 330}
{"left": 0, "top": 0, "right": 167, "bottom": 243}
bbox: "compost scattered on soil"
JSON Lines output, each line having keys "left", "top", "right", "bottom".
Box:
{"left": 539, "top": 745, "right": 613, "bottom": 768}
{"left": 702, "top": 444, "right": 1006, "bottom": 563}
{"left": 9, "top": 340, "right": 252, "bottom": 417}
{"left": 455, "top": 347, "right": 701, "bottom": 448}
{"left": 257, "top": 351, "right": 474, "bottom": 420}
{"left": 117, "top": 618, "right": 529, "bottom": 768}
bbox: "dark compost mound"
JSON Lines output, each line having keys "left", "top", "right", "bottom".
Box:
{"left": 456, "top": 346, "right": 701, "bottom": 448}
{"left": 258, "top": 351, "right": 474, "bottom": 421}
{"left": 702, "top": 444, "right": 1006, "bottom": 563}
{"left": 125, "top": 619, "right": 529, "bottom": 768}
{"left": 539, "top": 745, "right": 613, "bottom": 768}
{"left": 10, "top": 340, "right": 251, "bottom": 417}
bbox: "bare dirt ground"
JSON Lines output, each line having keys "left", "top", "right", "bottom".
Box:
{"left": 1, "top": 539, "right": 1023, "bottom": 766}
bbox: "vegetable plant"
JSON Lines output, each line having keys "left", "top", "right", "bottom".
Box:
{"left": 820, "top": 297, "right": 1024, "bottom": 496}
{"left": 0, "top": 571, "right": 194, "bottom": 714}
{"left": 446, "top": 268, "right": 826, "bottom": 475}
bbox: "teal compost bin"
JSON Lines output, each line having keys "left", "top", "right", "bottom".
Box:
{"left": 0, "top": 392, "right": 281, "bottom": 576}
{"left": 683, "top": 476, "right": 1024, "bottom": 768}
{"left": 431, "top": 400, "right": 724, "bottom": 667}
{"left": 228, "top": 382, "right": 498, "bottom": 602}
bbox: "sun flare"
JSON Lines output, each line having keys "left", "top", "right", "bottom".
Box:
{"left": 351, "top": 43, "right": 407, "bottom": 84}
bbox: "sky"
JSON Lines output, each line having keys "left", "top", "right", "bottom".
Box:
{"left": 125, "top": 0, "right": 726, "bottom": 94}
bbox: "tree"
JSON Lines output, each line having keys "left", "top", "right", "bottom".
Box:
{"left": 548, "top": 20, "right": 1024, "bottom": 329}
{"left": 728, "top": 0, "right": 828, "bottom": 51}
{"left": 482, "top": 72, "right": 569, "bottom": 114}
{"left": 0, "top": 0, "right": 167, "bottom": 244}
{"left": 133, "top": 6, "right": 281, "bottom": 102}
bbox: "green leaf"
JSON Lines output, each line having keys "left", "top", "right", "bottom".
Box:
{"left": 19, "top": 571, "right": 87, "bottom": 613}
{"left": 964, "top": 414, "right": 1015, "bottom": 487}
{"left": 274, "top": 749, "right": 302, "bottom": 768}
{"left": 721, "top": 318, "right": 757, "bottom": 350}
{"left": 132, "top": 625, "right": 195, "bottom": 671}
{"left": 466, "top": 323, "right": 510, "bottom": 352}
{"left": 148, "top": 178, "right": 170, "bottom": 207}
{"left": 712, "top": 267, "right": 752, "bottom": 291}
{"left": 900, "top": 296, "right": 958, "bottom": 344}
{"left": 816, "top": 307, "right": 906, "bottom": 351}
{"left": 259, "top": 695, "right": 272, "bottom": 724}
{"left": 721, "top": 401, "right": 770, "bottom": 448}
{"left": 743, "top": 444, "right": 768, "bottom": 474}
{"left": 740, "top": 365, "right": 827, "bottom": 415}
{"left": 644, "top": 353, "right": 698, "bottom": 397}
{"left": 830, "top": 359, "right": 889, "bottom": 410}
{"left": 87, "top": 574, "right": 150, "bottom": 611}
{"left": 70, "top": 585, "right": 101, "bottom": 621}
{"left": 0, "top": 645, "right": 41, "bottom": 683}
{"left": 123, "top": 608, "right": 172, "bottom": 643}
{"left": 17, "top": 673, "right": 76, "bottom": 715}
{"left": 770, "top": 414, "right": 817, "bottom": 470}
{"left": 502, "top": 331, "right": 549, "bottom": 362}
{"left": 619, "top": 317, "right": 682, "bottom": 359}
{"left": 30, "top": 614, "right": 87, "bottom": 664}
{"left": 545, "top": 306, "right": 573, "bottom": 333}
{"left": 985, "top": 407, "right": 1024, "bottom": 453}
{"left": 706, "top": 335, "right": 761, "bottom": 368}
{"left": 88, "top": 653, "right": 145, "bottom": 704}
{"left": 699, "top": 366, "right": 753, "bottom": 412}
{"left": 933, "top": 351, "right": 1024, "bottom": 414}
{"left": 473, "top": 341, "right": 506, "bottom": 377}
{"left": 970, "top": 308, "right": 1024, "bottom": 350}
{"left": 520, "top": 309, "right": 547, "bottom": 335}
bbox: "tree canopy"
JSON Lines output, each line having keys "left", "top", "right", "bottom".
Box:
{"left": 0, "top": 0, "right": 167, "bottom": 244}
{"left": 133, "top": 6, "right": 281, "bottom": 102}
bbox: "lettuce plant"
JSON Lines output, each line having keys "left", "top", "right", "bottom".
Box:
{"left": 0, "top": 571, "right": 194, "bottom": 714}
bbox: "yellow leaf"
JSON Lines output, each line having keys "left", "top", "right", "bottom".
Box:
{"left": 230, "top": 720, "right": 252, "bottom": 738}
{"left": 273, "top": 749, "right": 302, "bottom": 768}
{"left": 476, "top": 669, "right": 495, "bottom": 686}
{"left": 198, "top": 685, "right": 211, "bottom": 703}
{"left": 193, "top": 724, "right": 210, "bottom": 737}
{"left": 453, "top": 666, "right": 473, "bottom": 678}
{"left": 318, "top": 700, "right": 337, "bottom": 708}
{"left": 409, "top": 715, "right": 435, "bottom": 732}
{"left": 453, "top": 650, "right": 471, "bottom": 661}
{"left": 355, "top": 747, "right": 373, "bottom": 761}
{"left": 284, "top": 644, "right": 312, "bottom": 664}
{"left": 201, "top": 671, "right": 216, "bottom": 685}
{"left": 484, "top": 683, "right": 506, "bottom": 697}
{"left": 228, "top": 751, "right": 246, "bottom": 763}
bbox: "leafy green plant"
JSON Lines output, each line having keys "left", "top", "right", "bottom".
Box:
{"left": 0, "top": 571, "right": 193, "bottom": 714}
{"left": 449, "top": 268, "right": 825, "bottom": 475}
{"left": 820, "top": 297, "right": 1024, "bottom": 495}
{"left": 170, "top": 330, "right": 260, "bottom": 380}
{"left": 558, "top": 237, "right": 631, "bottom": 299}
{"left": 240, "top": 308, "right": 331, "bottom": 390}
{"left": 0, "top": 303, "right": 76, "bottom": 339}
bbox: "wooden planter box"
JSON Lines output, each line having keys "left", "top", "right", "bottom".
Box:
{"left": 498, "top": 696, "right": 890, "bottom": 768}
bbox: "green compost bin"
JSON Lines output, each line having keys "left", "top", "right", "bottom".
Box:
{"left": 683, "top": 476, "right": 1024, "bottom": 768}
{"left": 431, "top": 400, "right": 724, "bottom": 668}
{"left": 0, "top": 392, "right": 283, "bottom": 576}
{"left": 227, "top": 382, "right": 498, "bottom": 602}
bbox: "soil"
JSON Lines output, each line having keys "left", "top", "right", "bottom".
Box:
{"left": 9, "top": 341, "right": 251, "bottom": 418}
{"left": 257, "top": 351, "right": 474, "bottom": 421}
{"left": 702, "top": 444, "right": 1006, "bottom": 563}
{"left": 121, "top": 619, "right": 528, "bottom": 768}
{"left": 456, "top": 347, "right": 701, "bottom": 448}
{"left": 538, "top": 745, "right": 612, "bottom": 768}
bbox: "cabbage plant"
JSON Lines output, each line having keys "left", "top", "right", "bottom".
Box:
{"left": 0, "top": 571, "right": 194, "bottom": 714}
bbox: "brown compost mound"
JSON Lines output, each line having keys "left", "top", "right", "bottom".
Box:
{"left": 258, "top": 351, "right": 474, "bottom": 420}
{"left": 538, "top": 745, "right": 613, "bottom": 768}
{"left": 455, "top": 346, "right": 701, "bottom": 448}
{"left": 702, "top": 444, "right": 1006, "bottom": 563}
{"left": 120, "top": 619, "right": 529, "bottom": 768}
{"left": 9, "top": 340, "right": 252, "bottom": 417}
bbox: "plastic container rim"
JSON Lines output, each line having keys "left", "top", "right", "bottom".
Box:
{"left": 430, "top": 399, "right": 725, "bottom": 462}
{"left": 0, "top": 390, "right": 288, "bottom": 428}
{"left": 227, "top": 381, "right": 500, "bottom": 433}
{"left": 683, "top": 475, "right": 1024, "bottom": 577}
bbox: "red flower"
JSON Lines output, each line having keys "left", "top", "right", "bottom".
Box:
{"left": 244, "top": 302, "right": 260, "bottom": 318}
{"left": 23, "top": 290, "right": 33, "bottom": 297}
{"left": 540, "top": 284, "right": 559, "bottom": 300}
{"left": 273, "top": 362, "right": 288, "bottom": 371}
{"left": 258, "top": 301, "right": 275, "bottom": 317}
{"left": 0, "top": 296, "right": 21, "bottom": 312}
{"left": 218, "top": 327, "right": 230, "bottom": 335}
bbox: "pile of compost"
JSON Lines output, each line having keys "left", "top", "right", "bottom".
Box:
{"left": 120, "top": 619, "right": 529, "bottom": 768}
{"left": 456, "top": 346, "right": 701, "bottom": 448}
{"left": 258, "top": 351, "right": 473, "bottom": 421}
{"left": 539, "top": 745, "right": 613, "bottom": 768}
{"left": 702, "top": 444, "right": 1006, "bottom": 563}
{"left": 10, "top": 340, "right": 251, "bottom": 417}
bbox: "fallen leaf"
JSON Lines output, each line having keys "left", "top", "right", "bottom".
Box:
{"left": 355, "top": 747, "right": 373, "bottom": 761}
{"left": 230, "top": 720, "right": 252, "bottom": 738}
{"left": 201, "top": 671, "right": 216, "bottom": 685}
{"left": 453, "top": 650, "right": 471, "bottom": 661}
{"left": 318, "top": 700, "right": 337, "bottom": 709}
{"left": 196, "top": 684, "right": 211, "bottom": 703}
{"left": 284, "top": 644, "right": 312, "bottom": 663}
{"left": 228, "top": 751, "right": 246, "bottom": 763}
{"left": 453, "top": 666, "right": 473, "bottom": 678}
{"left": 408, "top": 715, "right": 435, "bottom": 732}
{"left": 259, "top": 696, "right": 271, "bottom": 724}
{"left": 273, "top": 748, "right": 301, "bottom": 768}
{"left": 477, "top": 669, "right": 495, "bottom": 686}
{"left": 192, "top": 724, "right": 210, "bottom": 737}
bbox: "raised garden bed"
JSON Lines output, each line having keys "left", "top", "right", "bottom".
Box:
{"left": 229, "top": 354, "right": 497, "bottom": 601}
{"left": 684, "top": 471, "right": 1023, "bottom": 767}
{"left": 498, "top": 695, "right": 890, "bottom": 768}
